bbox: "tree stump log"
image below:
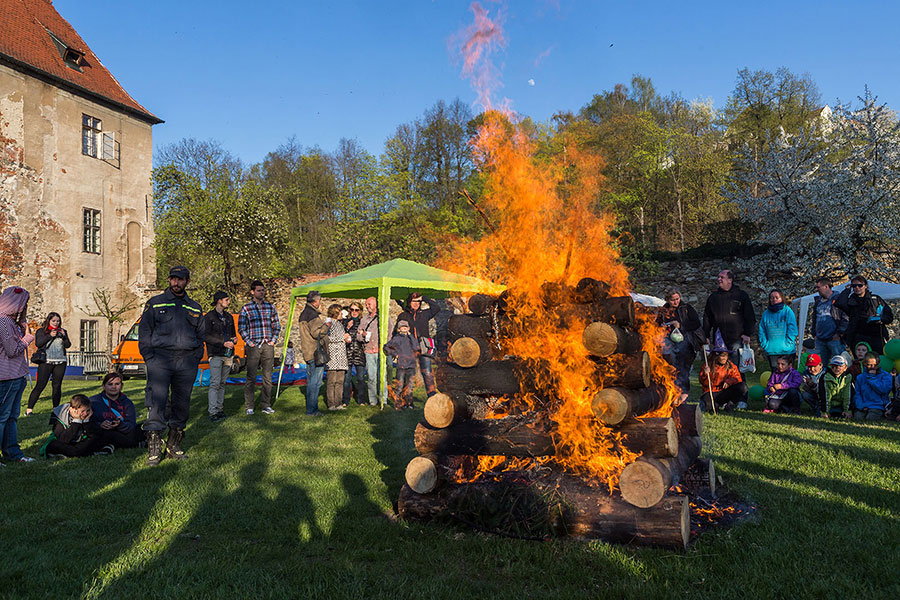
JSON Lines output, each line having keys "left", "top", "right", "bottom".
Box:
{"left": 434, "top": 359, "right": 527, "bottom": 397}
{"left": 615, "top": 417, "right": 679, "bottom": 458}
{"left": 591, "top": 385, "right": 667, "bottom": 425}
{"left": 618, "top": 436, "right": 702, "bottom": 508}
{"left": 591, "top": 352, "right": 651, "bottom": 389}
{"left": 449, "top": 336, "right": 494, "bottom": 368}
{"left": 674, "top": 403, "right": 702, "bottom": 436}
{"left": 681, "top": 457, "right": 716, "bottom": 497}
{"left": 447, "top": 314, "right": 493, "bottom": 341}
{"left": 583, "top": 322, "right": 643, "bottom": 357}
{"left": 556, "top": 296, "right": 635, "bottom": 328}
{"left": 467, "top": 293, "right": 498, "bottom": 316}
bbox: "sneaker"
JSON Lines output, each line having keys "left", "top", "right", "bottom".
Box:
{"left": 166, "top": 428, "right": 186, "bottom": 460}
{"left": 209, "top": 413, "right": 223, "bottom": 422}
{"left": 246, "top": 408, "right": 255, "bottom": 415}
{"left": 46, "top": 453, "right": 66, "bottom": 460}
{"left": 146, "top": 431, "right": 163, "bottom": 466}
{"left": 216, "top": 411, "right": 227, "bottom": 420}
{"left": 763, "top": 409, "right": 774, "bottom": 414}
{"left": 736, "top": 401, "right": 749, "bottom": 410}
{"left": 93, "top": 444, "right": 115, "bottom": 456}
{"left": 16, "top": 457, "right": 35, "bottom": 462}
{"left": 261, "top": 407, "right": 275, "bottom": 415}
{"left": 306, "top": 411, "right": 324, "bottom": 417}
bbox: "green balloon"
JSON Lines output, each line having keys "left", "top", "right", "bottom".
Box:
{"left": 759, "top": 371, "right": 772, "bottom": 387}
{"left": 749, "top": 385, "right": 765, "bottom": 401}
{"left": 879, "top": 354, "right": 894, "bottom": 372}
{"left": 884, "top": 339, "right": 900, "bottom": 361}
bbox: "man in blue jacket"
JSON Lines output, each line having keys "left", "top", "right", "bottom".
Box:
{"left": 89, "top": 372, "right": 143, "bottom": 448}
{"left": 138, "top": 266, "right": 204, "bottom": 465}
{"left": 810, "top": 278, "right": 848, "bottom": 366}
{"left": 854, "top": 353, "right": 892, "bottom": 420}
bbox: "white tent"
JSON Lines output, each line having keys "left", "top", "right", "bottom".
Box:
{"left": 791, "top": 280, "right": 900, "bottom": 360}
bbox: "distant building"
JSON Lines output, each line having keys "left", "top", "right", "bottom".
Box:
{"left": 0, "top": 0, "right": 162, "bottom": 354}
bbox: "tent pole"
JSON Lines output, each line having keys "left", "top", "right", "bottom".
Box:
{"left": 379, "top": 285, "right": 390, "bottom": 409}
{"left": 276, "top": 294, "right": 298, "bottom": 400}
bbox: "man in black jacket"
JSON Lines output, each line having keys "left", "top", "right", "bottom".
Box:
{"left": 203, "top": 291, "right": 236, "bottom": 422}
{"left": 395, "top": 292, "right": 441, "bottom": 397}
{"left": 702, "top": 270, "right": 756, "bottom": 384}
{"left": 138, "top": 266, "right": 205, "bottom": 465}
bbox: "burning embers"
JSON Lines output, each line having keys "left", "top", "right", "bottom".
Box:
{"left": 397, "top": 281, "right": 717, "bottom": 549}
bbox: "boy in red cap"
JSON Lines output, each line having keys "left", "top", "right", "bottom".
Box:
{"left": 800, "top": 353, "right": 825, "bottom": 416}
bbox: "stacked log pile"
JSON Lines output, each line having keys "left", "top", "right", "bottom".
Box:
{"left": 397, "top": 279, "right": 714, "bottom": 549}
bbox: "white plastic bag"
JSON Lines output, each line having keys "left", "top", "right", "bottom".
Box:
{"left": 738, "top": 343, "right": 756, "bottom": 374}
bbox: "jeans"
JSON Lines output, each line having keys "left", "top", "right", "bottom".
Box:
{"left": 244, "top": 344, "right": 274, "bottom": 410}
{"left": 305, "top": 361, "right": 325, "bottom": 414}
{"left": 814, "top": 339, "right": 846, "bottom": 367}
{"left": 393, "top": 367, "right": 415, "bottom": 408}
{"left": 365, "top": 353, "right": 380, "bottom": 405}
{"left": 143, "top": 352, "right": 200, "bottom": 432}
{"left": 418, "top": 355, "right": 436, "bottom": 396}
{"left": 27, "top": 362, "right": 67, "bottom": 409}
{"left": 664, "top": 338, "right": 694, "bottom": 394}
{"left": 0, "top": 376, "right": 27, "bottom": 460}
{"left": 208, "top": 355, "right": 232, "bottom": 415}
{"left": 342, "top": 363, "right": 367, "bottom": 405}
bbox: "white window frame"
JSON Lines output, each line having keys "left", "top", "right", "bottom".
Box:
{"left": 80, "top": 320, "right": 99, "bottom": 352}
{"left": 82, "top": 208, "right": 101, "bottom": 254}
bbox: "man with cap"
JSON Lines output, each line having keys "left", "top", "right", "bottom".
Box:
{"left": 203, "top": 290, "right": 236, "bottom": 422}
{"left": 138, "top": 266, "right": 205, "bottom": 465}
{"left": 238, "top": 280, "right": 281, "bottom": 415}
{"left": 297, "top": 291, "right": 327, "bottom": 416}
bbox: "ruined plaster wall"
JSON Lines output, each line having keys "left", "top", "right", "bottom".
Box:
{"left": 0, "top": 64, "right": 156, "bottom": 348}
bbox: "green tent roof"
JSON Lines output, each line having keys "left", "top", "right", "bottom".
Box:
{"left": 289, "top": 258, "right": 505, "bottom": 300}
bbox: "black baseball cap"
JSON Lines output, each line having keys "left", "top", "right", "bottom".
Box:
{"left": 212, "top": 290, "right": 229, "bottom": 306}
{"left": 169, "top": 266, "right": 190, "bottom": 280}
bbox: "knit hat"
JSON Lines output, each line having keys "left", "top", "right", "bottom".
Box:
{"left": 829, "top": 354, "right": 848, "bottom": 366}
{"left": 397, "top": 320, "right": 410, "bottom": 329}
{"left": 805, "top": 353, "right": 821, "bottom": 367}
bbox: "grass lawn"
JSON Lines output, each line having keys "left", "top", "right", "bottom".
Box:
{"left": 2, "top": 377, "right": 899, "bottom": 599}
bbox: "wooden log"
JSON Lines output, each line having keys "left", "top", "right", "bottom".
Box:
{"left": 616, "top": 417, "right": 679, "bottom": 458}
{"left": 447, "top": 314, "right": 492, "bottom": 341}
{"left": 397, "top": 479, "right": 689, "bottom": 549}
{"left": 582, "top": 322, "right": 643, "bottom": 357}
{"left": 592, "top": 351, "right": 651, "bottom": 389}
{"left": 591, "top": 385, "right": 666, "bottom": 425}
{"left": 556, "top": 296, "right": 636, "bottom": 328}
{"left": 424, "top": 393, "right": 469, "bottom": 428}
{"left": 434, "top": 359, "right": 524, "bottom": 397}
{"left": 466, "top": 293, "right": 497, "bottom": 316}
{"left": 573, "top": 277, "right": 611, "bottom": 303}
{"left": 618, "top": 436, "right": 702, "bottom": 508}
{"left": 674, "top": 402, "right": 702, "bottom": 436}
{"left": 414, "top": 415, "right": 677, "bottom": 458}
{"left": 681, "top": 458, "right": 716, "bottom": 497}
{"left": 449, "top": 336, "right": 494, "bottom": 368}
{"left": 414, "top": 417, "right": 554, "bottom": 457}
{"left": 405, "top": 455, "right": 440, "bottom": 494}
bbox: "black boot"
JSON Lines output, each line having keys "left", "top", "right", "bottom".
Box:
{"left": 146, "top": 431, "right": 163, "bottom": 466}
{"left": 166, "top": 428, "right": 186, "bottom": 460}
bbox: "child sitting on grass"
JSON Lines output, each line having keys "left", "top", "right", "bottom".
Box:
{"left": 800, "top": 353, "right": 825, "bottom": 416}
{"left": 853, "top": 352, "right": 892, "bottom": 421}
{"left": 764, "top": 356, "right": 802, "bottom": 413}
{"left": 40, "top": 394, "right": 113, "bottom": 459}
{"left": 698, "top": 346, "right": 748, "bottom": 412}
{"left": 383, "top": 320, "right": 419, "bottom": 410}
{"left": 819, "top": 354, "right": 852, "bottom": 419}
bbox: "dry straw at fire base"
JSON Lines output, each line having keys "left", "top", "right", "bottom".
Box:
{"left": 397, "top": 278, "right": 716, "bottom": 550}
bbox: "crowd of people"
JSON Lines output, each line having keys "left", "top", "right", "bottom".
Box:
{"left": 3, "top": 266, "right": 898, "bottom": 466}
{"left": 0, "top": 267, "right": 442, "bottom": 465}
{"left": 657, "top": 270, "right": 900, "bottom": 421}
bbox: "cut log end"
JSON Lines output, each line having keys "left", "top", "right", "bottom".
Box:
{"left": 592, "top": 388, "right": 628, "bottom": 425}
{"left": 582, "top": 322, "right": 617, "bottom": 357}
{"left": 423, "top": 393, "right": 458, "bottom": 428}
{"left": 450, "top": 337, "right": 488, "bottom": 368}
{"left": 405, "top": 456, "right": 439, "bottom": 494}
{"left": 619, "top": 459, "right": 668, "bottom": 508}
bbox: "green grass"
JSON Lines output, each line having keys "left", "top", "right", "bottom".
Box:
{"left": 2, "top": 378, "right": 899, "bottom": 599}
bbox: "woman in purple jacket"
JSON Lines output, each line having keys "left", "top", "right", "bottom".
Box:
{"left": 0, "top": 286, "right": 35, "bottom": 462}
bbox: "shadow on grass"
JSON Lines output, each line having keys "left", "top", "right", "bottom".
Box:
{"left": 724, "top": 409, "right": 900, "bottom": 444}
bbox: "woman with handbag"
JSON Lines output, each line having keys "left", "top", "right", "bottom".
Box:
{"left": 0, "top": 286, "right": 36, "bottom": 462}
{"left": 25, "top": 312, "right": 71, "bottom": 415}
{"left": 395, "top": 292, "right": 441, "bottom": 398}
{"left": 324, "top": 304, "right": 349, "bottom": 411}
{"left": 656, "top": 287, "right": 702, "bottom": 400}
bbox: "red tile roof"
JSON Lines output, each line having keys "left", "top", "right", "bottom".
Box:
{"left": 0, "top": 0, "right": 161, "bottom": 124}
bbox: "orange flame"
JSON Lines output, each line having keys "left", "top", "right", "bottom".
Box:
{"left": 440, "top": 8, "right": 678, "bottom": 490}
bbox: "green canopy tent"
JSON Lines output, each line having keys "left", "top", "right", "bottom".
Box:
{"left": 277, "top": 258, "right": 505, "bottom": 407}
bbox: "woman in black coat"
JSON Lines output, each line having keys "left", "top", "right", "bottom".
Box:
{"left": 656, "top": 287, "right": 703, "bottom": 400}
{"left": 26, "top": 312, "right": 71, "bottom": 415}
{"left": 834, "top": 276, "right": 894, "bottom": 354}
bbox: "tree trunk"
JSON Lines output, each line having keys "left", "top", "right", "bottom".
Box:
{"left": 449, "top": 336, "right": 494, "bottom": 368}
{"left": 467, "top": 294, "right": 498, "bottom": 316}
{"left": 591, "top": 385, "right": 667, "bottom": 425}
{"left": 414, "top": 415, "right": 678, "bottom": 458}
{"left": 591, "top": 352, "right": 651, "bottom": 389}
{"left": 618, "top": 436, "right": 701, "bottom": 508}
{"left": 681, "top": 457, "right": 716, "bottom": 497}
{"left": 674, "top": 403, "right": 702, "bottom": 436}
{"left": 556, "top": 296, "right": 636, "bottom": 328}
{"left": 398, "top": 479, "right": 690, "bottom": 549}
{"left": 582, "top": 322, "right": 643, "bottom": 357}
{"left": 434, "top": 359, "right": 526, "bottom": 397}
{"left": 447, "top": 314, "right": 493, "bottom": 341}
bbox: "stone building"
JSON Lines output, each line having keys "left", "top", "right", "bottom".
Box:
{"left": 0, "top": 0, "right": 161, "bottom": 356}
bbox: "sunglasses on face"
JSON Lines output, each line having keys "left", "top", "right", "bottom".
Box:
{"left": 851, "top": 283, "right": 865, "bottom": 288}
{"left": 351, "top": 308, "right": 360, "bottom": 312}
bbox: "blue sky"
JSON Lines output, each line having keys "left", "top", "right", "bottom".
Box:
{"left": 55, "top": 0, "right": 900, "bottom": 166}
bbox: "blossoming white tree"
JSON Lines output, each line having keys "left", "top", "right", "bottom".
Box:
{"left": 728, "top": 89, "right": 900, "bottom": 281}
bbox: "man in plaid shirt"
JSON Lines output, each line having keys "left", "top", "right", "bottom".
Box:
{"left": 238, "top": 280, "right": 281, "bottom": 415}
